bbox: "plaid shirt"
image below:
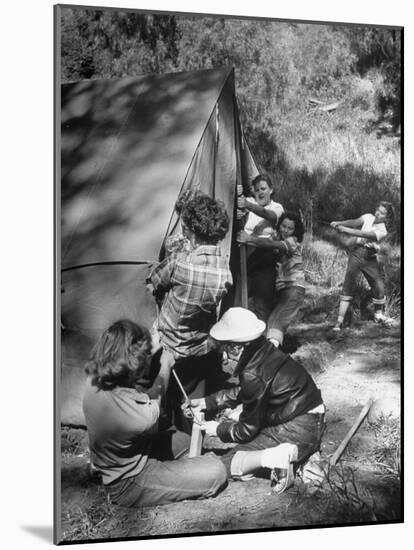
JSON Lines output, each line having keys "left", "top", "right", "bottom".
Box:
{"left": 148, "top": 245, "right": 232, "bottom": 360}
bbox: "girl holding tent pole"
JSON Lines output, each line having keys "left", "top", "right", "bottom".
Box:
{"left": 237, "top": 211, "right": 306, "bottom": 349}
{"left": 236, "top": 174, "right": 284, "bottom": 321}
{"left": 147, "top": 192, "right": 232, "bottom": 433}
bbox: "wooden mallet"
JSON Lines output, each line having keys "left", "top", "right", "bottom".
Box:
{"left": 330, "top": 397, "right": 374, "bottom": 466}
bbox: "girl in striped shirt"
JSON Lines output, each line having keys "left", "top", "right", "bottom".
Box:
{"left": 238, "top": 211, "right": 305, "bottom": 349}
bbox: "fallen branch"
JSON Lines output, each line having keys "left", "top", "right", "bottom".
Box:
{"left": 308, "top": 98, "right": 341, "bottom": 112}
{"left": 308, "top": 97, "right": 324, "bottom": 105}
{"left": 318, "top": 101, "right": 341, "bottom": 112}
{"left": 330, "top": 398, "right": 374, "bottom": 466}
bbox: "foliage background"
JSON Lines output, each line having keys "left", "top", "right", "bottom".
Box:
{"left": 60, "top": 7, "right": 401, "bottom": 239}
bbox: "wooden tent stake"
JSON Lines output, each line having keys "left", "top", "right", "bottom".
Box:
{"left": 330, "top": 398, "right": 373, "bottom": 466}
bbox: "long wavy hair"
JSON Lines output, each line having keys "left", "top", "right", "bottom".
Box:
{"left": 85, "top": 320, "right": 152, "bottom": 391}
{"left": 277, "top": 211, "right": 305, "bottom": 242}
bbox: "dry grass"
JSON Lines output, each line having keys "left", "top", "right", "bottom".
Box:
{"left": 294, "top": 460, "right": 400, "bottom": 526}
{"left": 367, "top": 416, "right": 401, "bottom": 476}
{"left": 62, "top": 489, "right": 114, "bottom": 542}
{"left": 303, "top": 236, "right": 348, "bottom": 289}
{"left": 61, "top": 427, "right": 88, "bottom": 458}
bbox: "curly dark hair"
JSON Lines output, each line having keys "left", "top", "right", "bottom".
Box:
{"left": 85, "top": 320, "right": 152, "bottom": 391}
{"left": 175, "top": 189, "right": 196, "bottom": 215}
{"left": 181, "top": 192, "right": 229, "bottom": 245}
{"left": 277, "top": 211, "right": 305, "bottom": 243}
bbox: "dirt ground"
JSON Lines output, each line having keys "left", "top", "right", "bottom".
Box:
{"left": 59, "top": 319, "right": 401, "bottom": 542}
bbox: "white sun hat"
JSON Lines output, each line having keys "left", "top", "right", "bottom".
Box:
{"left": 210, "top": 307, "right": 266, "bottom": 342}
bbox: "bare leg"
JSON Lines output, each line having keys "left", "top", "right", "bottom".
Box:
{"left": 334, "top": 296, "right": 352, "bottom": 330}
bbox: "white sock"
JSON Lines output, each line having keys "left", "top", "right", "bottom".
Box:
{"left": 260, "top": 444, "right": 298, "bottom": 469}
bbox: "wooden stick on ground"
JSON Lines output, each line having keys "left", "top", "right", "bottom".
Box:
{"left": 330, "top": 398, "right": 374, "bottom": 466}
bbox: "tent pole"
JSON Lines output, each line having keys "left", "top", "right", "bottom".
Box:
{"left": 239, "top": 244, "right": 248, "bottom": 308}
{"left": 233, "top": 92, "right": 249, "bottom": 309}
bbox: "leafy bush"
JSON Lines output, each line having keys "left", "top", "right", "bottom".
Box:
{"left": 59, "top": 8, "right": 401, "bottom": 243}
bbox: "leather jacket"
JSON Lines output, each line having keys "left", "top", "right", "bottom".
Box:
{"left": 205, "top": 337, "right": 323, "bottom": 444}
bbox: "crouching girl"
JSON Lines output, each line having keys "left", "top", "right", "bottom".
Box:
{"left": 185, "top": 308, "right": 325, "bottom": 494}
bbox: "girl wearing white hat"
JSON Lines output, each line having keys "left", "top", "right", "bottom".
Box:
{"left": 185, "top": 307, "right": 325, "bottom": 493}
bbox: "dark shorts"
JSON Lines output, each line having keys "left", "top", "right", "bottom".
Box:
{"left": 341, "top": 246, "right": 385, "bottom": 299}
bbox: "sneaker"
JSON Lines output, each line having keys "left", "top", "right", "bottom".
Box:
{"left": 374, "top": 312, "right": 394, "bottom": 326}
{"left": 266, "top": 444, "right": 298, "bottom": 494}
{"left": 270, "top": 462, "right": 296, "bottom": 494}
{"left": 332, "top": 322, "right": 342, "bottom": 332}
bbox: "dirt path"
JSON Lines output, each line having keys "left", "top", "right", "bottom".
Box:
{"left": 60, "top": 320, "right": 401, "bottom": 542}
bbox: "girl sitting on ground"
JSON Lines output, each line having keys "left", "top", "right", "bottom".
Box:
{"left": 83, "top": 320, "right": 227, "bottom": 508}
{"left": 330, "top": 201, "right": 395, "bottom": 331}
{"left": 238, "top": 211, "right": 306, "bottom": 349}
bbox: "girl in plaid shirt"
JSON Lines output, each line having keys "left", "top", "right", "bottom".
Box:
{"left": 147, "top": 193, "right": 232, "bottom": 431}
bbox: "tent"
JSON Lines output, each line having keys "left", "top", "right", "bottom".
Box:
{"left": 59, "top": 66, "right": 259, "bottom": 425}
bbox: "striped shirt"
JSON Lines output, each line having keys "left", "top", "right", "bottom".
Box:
{"left": 275, "top": 236, "right": 305, "bottom": 291}
{"left": 148, "top": 245, "right": 232, "bottom": 359}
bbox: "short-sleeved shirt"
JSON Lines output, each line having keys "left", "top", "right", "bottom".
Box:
{"left": 244, "top": 199, "right": 284, "bottom": 238}
{"left": 274, "top": 236, "right": 305, "bottom": 291}
{"left": 356, "top": 213, "right": 387, "bottom": 251}
{"left": 83, "top": 378, "right": 160, "bottom": 485}
{"left": 148, "top": 245, "right": 232, "bottom": 360}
